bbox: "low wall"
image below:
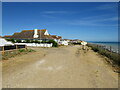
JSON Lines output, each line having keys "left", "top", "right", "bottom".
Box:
{"left": 15, "top": 43, "right": 53, "bottom": 47}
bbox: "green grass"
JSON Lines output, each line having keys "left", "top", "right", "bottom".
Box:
{"left": 2, "top": 48, "right": 35, "bottom": 60}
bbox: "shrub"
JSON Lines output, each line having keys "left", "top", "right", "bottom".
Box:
{"left": 6, "top": 38, "right": 15, "bottom": 43}
{"left": 34, "top": 40, "right": 40, "bottom": 43}
{"left": 23, "top": 40, "right": 31, "bottom": 43}
{"left": 16, "top": 39, "right": 22, "bottom": 43}
{"left": 41, "top": 41, "right": 47, "bottom": 43}
{"left": 48, "top": 39, "right": 58, "bottom": 47}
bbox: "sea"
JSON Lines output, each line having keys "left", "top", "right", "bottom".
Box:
{"left": 88, "top": 41, "right": 119, "bottom": 53}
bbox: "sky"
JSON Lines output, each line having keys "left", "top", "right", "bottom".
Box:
{"left": 2, "top": 2, "right": 118, "bottom": 41}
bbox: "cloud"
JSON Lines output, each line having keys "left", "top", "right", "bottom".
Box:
{"left": 41, "top": 11, "right": 78, "bottom": 14}
{"left": 41, "top": 15, "right": 56, "bottom": 18}
{"left": 81, "top": 14, "right": 117, "bottom": 21}
{"left": 62, "top": 16, "right": 118, "bottom": 26}
{"left": 97, "top": 3, "right": 118, "bottom": 10}
{"left": 40, "top": 11, "right": 79, "bottom": 19}
{"left": 42, "top": 11, "right": 68, "bottom": 14}
{"left": 40, "top": 10, "right": 118, "bottom": 27}
{"left": 101, "top": 17, "right": 118, "bottom": 21}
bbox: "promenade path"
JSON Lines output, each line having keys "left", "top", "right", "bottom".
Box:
{"left": 2, "top": 45, "right": 118, "bottom": 88}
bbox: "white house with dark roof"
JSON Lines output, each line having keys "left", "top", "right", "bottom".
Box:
{"left": 3, "top": 29, "right": 62, "bottom": 43}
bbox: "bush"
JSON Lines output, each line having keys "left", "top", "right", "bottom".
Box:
{"left": 34, "top": 40, "right": 40, "bottom": 43}
{"left": 41, "top": 41, "right": 47, "bottom": 43}
{"left": 23, "top": 40, "right": 31, "bottom": 43}
{"left": 6, "top": 38, "right": 15, "bottom": 43}
{"left": 16, "top": 39, "right": 22, "bottom": 43}
{"left": 48, "top": 39, "right": 58, "bottom": 47}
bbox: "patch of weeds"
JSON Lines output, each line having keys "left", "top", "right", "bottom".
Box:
{"left": 2, "top": 48, "right": 35, "bottom": 60}
{"left": 27, "top": 49, "right": 35, "bottom": 52}
{"left": 19, "top": 49, "right": 26, "bottom": 52}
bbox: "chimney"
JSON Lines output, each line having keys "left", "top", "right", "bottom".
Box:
{"left": 34, "top": 29, "right": 38, "bottom": 35}
{"left": 33, "top": 29, "right": 38, "bottom": 38}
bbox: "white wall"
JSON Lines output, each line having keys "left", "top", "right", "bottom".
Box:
{"left": 15, "top": 43, "right": 53, "bottom": 47}
{"left": 58, "top": 40, "right": 68, "bottom": 45}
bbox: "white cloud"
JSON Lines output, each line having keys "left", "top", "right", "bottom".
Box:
{"left": 97, "top": 3, "right": 118, "bottom": 10}
{"left": 41, "top": 15, "right": 57, "bottom": 18}
{"left": 41, "top": 11, "right": 78, "bottom": 14}
{"left": 61, "top": 16, "right": 118, "bottom": 26}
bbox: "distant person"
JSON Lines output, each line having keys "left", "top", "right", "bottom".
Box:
{"left": 81, "top": 41, "right": 87, "bottom": 50}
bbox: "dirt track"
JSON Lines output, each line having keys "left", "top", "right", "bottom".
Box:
{"left": 2, "top": 45, "right": 118, "bottom": 88}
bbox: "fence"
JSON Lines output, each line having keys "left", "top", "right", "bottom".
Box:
{"left": 88, "top": 43, "right": 119, "bottom": 54}
{"left": 15, "top": 43, "right": 53, "bottom": 47}
{"left": 0, "top": 45, "right": 26, "bottom": 55}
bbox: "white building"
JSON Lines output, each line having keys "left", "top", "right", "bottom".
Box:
{"left": 0, "top": 38, "right": 14, "bottom": 46}
{"left": 58, "top": 39, "right": 69, "bottom": 46}
{"left": 4, "top": 29, "right": 61, "bottom": 42}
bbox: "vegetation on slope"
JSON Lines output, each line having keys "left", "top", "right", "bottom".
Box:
{"left": 87, "top": 43, "right": 120, "bottom": 68}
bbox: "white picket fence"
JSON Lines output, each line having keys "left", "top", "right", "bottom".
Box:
{"left": 15, "top": 43, "right": 53, "bottom": 47}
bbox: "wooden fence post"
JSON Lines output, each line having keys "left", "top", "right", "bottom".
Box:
{"left": 104, "top": 45, "right": 106, "bottom": 51}
{"left": 109, "top": 46, "right": 112, "bottom": 55}
{"left": 25, "top": 45, "right": 27, "bottom": 50}
{"left": 16, "top": 45, "right": 18, "bottom": 50}
{"left": 2, "top": 46, "right": 5, "bottom": 55}
{"left": 97, "top": 45, "right": 98, "bottom": 48}
{"left": 110, "top": 46, "right": 112, "bottom": 52}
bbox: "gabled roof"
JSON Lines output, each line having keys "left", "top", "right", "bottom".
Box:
{"left": 4, "top": 29, "right": 54, "bottom": 39}
{"left": 51, "top": 35, "right": 62, "bottom": 39}
{"left": 3, "top": 35, "right": 12, "bottom": 38}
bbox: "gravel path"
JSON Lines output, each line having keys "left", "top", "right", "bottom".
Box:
{"left": 2, "top": 45, "right": 118, "bottom": 88}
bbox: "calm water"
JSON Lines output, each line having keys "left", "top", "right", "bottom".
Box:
{"left": 88, "top": 42, "right": 119, "bottom": 53}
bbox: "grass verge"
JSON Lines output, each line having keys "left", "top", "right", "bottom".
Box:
{"left": 2, "top": 48, "right": 35, "bottom": 60}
